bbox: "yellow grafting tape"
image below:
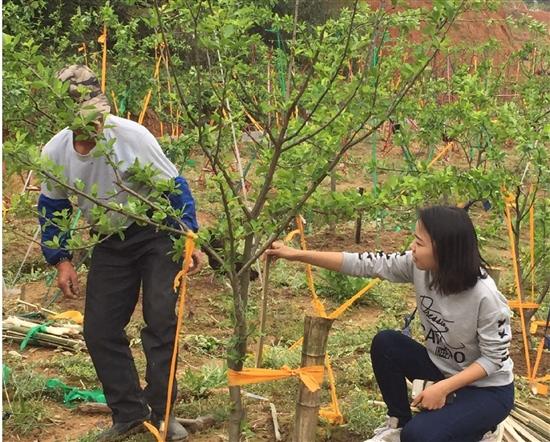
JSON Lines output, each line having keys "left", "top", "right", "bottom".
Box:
{"left": 503, "top": 191, "right": 532, "bottom": 379}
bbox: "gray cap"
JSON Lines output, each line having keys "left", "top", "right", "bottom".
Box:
{"left": 57, "top": 64, "right": 111, "bottom": 121}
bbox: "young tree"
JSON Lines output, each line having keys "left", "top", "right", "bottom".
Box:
{"left": 4, "top": 0, "right": 517, "bottom": 439}
{"left": 151, "top": 0, "right": 485, "bottom": 438}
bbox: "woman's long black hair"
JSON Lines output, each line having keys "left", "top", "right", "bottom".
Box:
{"left": 419, "top": 206, "right": 487, "bottom": 295}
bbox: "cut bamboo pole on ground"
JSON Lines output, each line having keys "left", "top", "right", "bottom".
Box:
{"left": 292, "top": 315, "right": 334, "bottom": 442}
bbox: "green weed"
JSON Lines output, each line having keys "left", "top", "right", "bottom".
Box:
{"left": 3, "top": 398, "right": 52, "bottom": 436}
{"left": 178, "top": 363, "right": 227, "bottom": 400}
{"left": 3, "top": 364, "right": 53, "bottom": 436}
{"left": 338, "top": 354, "right": 377, "bottom": 389}
{"left": 317, "top": 270, "right": 375, "bottom": 304}
{"left": 49, "top": 353, "right": 99, "bottom": 385}
{"left": 342, "top": 389, "right": 387, "bottom": 438}
{"left": 175, "top": 390, "right": 231, "bottom": 422}
{"left": 182, "top": 334, "right": 223, "bottom": 356}
{"left": 269, "top": 260, "right": 307, "bottom": 291}
{"left": 262, "top": 345, "right": 301, "bottom": 369}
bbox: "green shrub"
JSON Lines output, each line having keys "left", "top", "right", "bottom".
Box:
{"left": 178, "top": 364, "right": 226, "bottom": 400}
{"left": 342, "top": 389, "right": 386, "bottom": 438}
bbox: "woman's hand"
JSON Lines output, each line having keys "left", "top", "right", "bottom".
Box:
{"left": 411, "top": 381, "right": 449, "bottom": 410}
{"left": 265, "top": 241, "right": 301, "bottom": 262}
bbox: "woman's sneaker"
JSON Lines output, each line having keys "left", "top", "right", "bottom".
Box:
{"left": 363, "top": 416, "right": 402, "bottom": 442}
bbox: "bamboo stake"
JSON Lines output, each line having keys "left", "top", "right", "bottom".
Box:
{"left": 16, "top": 299, "right": 56, "bottom": 315}
{"left": 446, "top": 55, "right": 451, "bottom": 103}
{"left": 155, "top": 45, "right": 164, "bottom": 137}
{"left": 138, "top": 52, "right": 163, "bottom": 125}
{"left": 161, "top": 43, "right": 175, "bottom": 137}
{"left": 504, "top": 195, "right": 532, "bottom": 378}
{"left": 255, "top": 256, "right": 272, "bottom": 368}
{"left": 292, "top": 316, "right": 334, "bottom": 442}
{"left": 11, "top": 225, "right": 41, "bottom": 286}
{"left": 355, "top": 187, "right": 365, "bottom": 243}
{"left": 529, "top": 185, "right": 535, "bottom": 301}
{"left": 22, "top": 169, "right": 34, "bottom": 192}
{"left": 100, "top": 24, "right": 107, "bottom": 93}
{"left": 110, "top": 90, "right": 119, "bottom": 115}
{"left": 270, "top": 402, "right": 282, "bottom": 441}
{"left": 78, "top": 43, "right": 89, "bottom": 67}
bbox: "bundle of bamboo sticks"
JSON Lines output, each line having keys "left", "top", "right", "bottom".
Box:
{"left": 499, "top": 401, "right": 550, "bottom": 442}
{"left": 2, "top": 316, "right": 85, "bottom": 352}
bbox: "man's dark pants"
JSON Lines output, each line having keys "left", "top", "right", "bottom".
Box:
{"left": 83, "top": 224, "right": 181, "bottom": 423}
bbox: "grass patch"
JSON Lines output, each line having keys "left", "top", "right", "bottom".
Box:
{"left": 269, "top": 260, "right": 307, "bottom": 291}
{"left": 261, "top": 345, "right": 301, "bottom": 369}
{"left": 342, "top": 389, "right": 386, "bottom": 438}
{"left": 182, "top": 334, "right": 224, "bottom": 356}
{"left": 3, "top": 363, "right": 53, "bottom": 436}
{"left": 48, "top": 353, "right": 99, "bottom": 385}
{"left": 3, "top": 398, "right": 53, "bottom": 436}
{"left": 178, "top": 363, "right": 227, "bottom": 401}
{"left": 175, "top": 390, "right": 231, "bottom": 422}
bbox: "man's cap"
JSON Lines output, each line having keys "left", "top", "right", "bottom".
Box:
{"left": 57, "top": 64, "right": 111, "bottom": 120}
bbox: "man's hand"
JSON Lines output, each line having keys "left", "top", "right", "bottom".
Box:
{"left": 411, "top": 381, "right": 449, "bottom": 410}
{"left": 187, "top": 249, "right": 204, "bottom": 276}
{"left": 265, "top": 241, "right": 300, "bottom": 262}
{"left": 56, "top": 261, "right": 80, "bottom": 299}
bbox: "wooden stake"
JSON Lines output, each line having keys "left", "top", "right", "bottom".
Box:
{"left": 292, "top": 316, "right": 334, "bottom": 442}
{"left": 355, "top": 187, "right": 365, "bottom": 244}
{"left": 255, "top": 256, "right": 272, "bottom": 368}
{"left": 100, "top": 24, "right": 107, "bottom": 93}
{"left": 446, "top": 55, "right": 451, "bottom": 103}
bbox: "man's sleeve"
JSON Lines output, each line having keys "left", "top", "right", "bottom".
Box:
{"left": 38, "top": 194, "right": 73, "bottom": 265}
{"left": 340, "top": 251, "right": 414, "bottom": 283}
{"left": 168, "top": 176, "right": 199, "bottom": 232}
{"left": 129, "top": 125, "right": 198, "bottom": 231}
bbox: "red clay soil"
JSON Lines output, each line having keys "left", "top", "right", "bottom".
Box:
{"left": 366, "top": 0, "right": 550, "bottom": 76}
{"left": 137, "top": 1, "right": 550, "bottom": 137}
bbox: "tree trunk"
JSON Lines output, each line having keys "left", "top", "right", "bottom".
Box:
{"left": 292, "top": 316, "right": 334, "bottom": 442}
{"left": 228, "top": 235, "right": 255, "bottom": 442}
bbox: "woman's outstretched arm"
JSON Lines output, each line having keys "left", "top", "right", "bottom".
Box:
{"left": 265, "top": 241, "right": 344, "bottom": 272}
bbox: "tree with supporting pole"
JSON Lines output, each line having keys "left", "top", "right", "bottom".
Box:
{"left": 3, "top": 1, "right": 502, "bottom": 440}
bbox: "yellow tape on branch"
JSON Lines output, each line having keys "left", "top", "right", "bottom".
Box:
{"left": 98, "top": 25, "right": 107, "bottom": 93}
{"left": 228, "top": 365, "right": 325, "bottom": 392}
{"left": 503, "top": 190, "right": 532, "bottom": 379}
{"left": 328, "top": 279, "right": 380, "bottom": 320}
{"left": 139, "top": 52, "right": 163, "bottom": 125}
{"left": 145, "top": 231, "right": 196, "bottom": 442}
{"left": 295, "top": 216, "right": 327, "bottom": 317}
{"left": 319, "top": 354, "right": 344, "bottom": 425}
{"left": 428, "top": 142, "right": 453, "bottom": 168}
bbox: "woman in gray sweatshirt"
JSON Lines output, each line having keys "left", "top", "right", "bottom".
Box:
{"left": 266, "top": 206, "right": 514, "bottom": 442}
